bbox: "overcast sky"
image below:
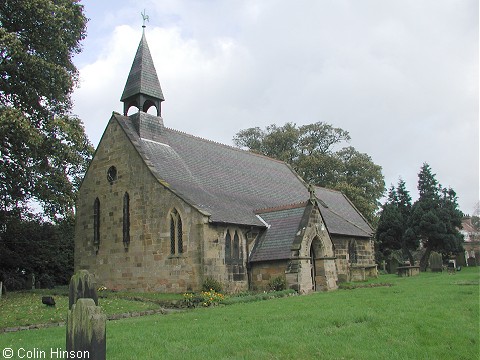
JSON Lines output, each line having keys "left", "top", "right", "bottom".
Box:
{"left": 72, "top": 0, "right": 479, "bottom": 214}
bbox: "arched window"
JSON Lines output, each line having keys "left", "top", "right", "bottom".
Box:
{"left": 170, "top": 209, "right": 183, "bottom": 255}
{"left": 123, "top": 192, "right": 130, "bottom": 249}
{"left": 225, "top": 230, "right": 232, "bottom": 263}
{"left": 233, "top": 231, "right": 240, "bottom": 260}
{"left": 177, "top": 216, "right": 183, "bottom": 254}
{"left": 225, "top": 229, "right": 242, "bottom": 264}
{"left": 93, "top": 198, "right": 100, "bottom": 253}
{"left": 348, "top": 241, "right": 357, "bottom": 264}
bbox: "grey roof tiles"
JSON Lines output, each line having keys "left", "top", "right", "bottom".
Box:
{"left": 113, "top": 112, "right": 373, "bottom": 239}
{"left": 250, "top": 204, "right": 308, "bottom": 262}
{"left": 121, "top": 32, "right": 164, "bottom": 102}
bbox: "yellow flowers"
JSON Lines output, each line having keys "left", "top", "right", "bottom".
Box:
{"left": 200, "top": 289, "right": 224, "bottom": 307}
{"left": 182, "top": 289, "right": 225, "bottom": 307}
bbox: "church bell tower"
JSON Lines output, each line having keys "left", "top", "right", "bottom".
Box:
{"left": 120, "top": 22, "right": 164, "bottom": 117}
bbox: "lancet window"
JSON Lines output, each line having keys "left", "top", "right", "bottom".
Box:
{"left": 170, "top": 209, "right": 183, "bottom": 255}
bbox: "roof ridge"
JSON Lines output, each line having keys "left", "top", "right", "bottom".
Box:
{"left": 163, "top": 126, "right": 288, "bottom": 164}
{"left": 255, "top": 201, "right": 308, "bottom": 214}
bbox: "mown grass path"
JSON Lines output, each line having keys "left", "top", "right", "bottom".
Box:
{"left": 0, "top": 268, "right": 478, "bottom": 359}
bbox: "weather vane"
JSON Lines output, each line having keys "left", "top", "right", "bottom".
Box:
{"left": 141, "top": 9, "right": 149, "bottom": 28}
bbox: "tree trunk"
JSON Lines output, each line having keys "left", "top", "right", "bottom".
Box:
{"left": 419, "top": 246, "right": 432, "bottom": 272}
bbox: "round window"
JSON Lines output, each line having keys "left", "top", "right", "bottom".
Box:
{"left": 107, "top": 166, "right": 117, "bottom": 184}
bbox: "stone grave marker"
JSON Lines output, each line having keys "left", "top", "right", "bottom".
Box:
{"left": 429, "top": 252, "right": 443, "bottom": 272}
{"left": 66, "top": 270, "right": 106, "bottom": 360}
{"left": 68, "top": 269, "right": 99, "bottom": 310}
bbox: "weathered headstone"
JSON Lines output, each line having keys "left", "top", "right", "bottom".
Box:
{"left": 66, "top": 270, "right": 105, "bottom": 360}
{"left": 26, "top": 273, "right": 35, "bottom": 290}
{"left": 68, "top": 270, "right": 98, "bottom": 310}
{"left": 66, "top": 298, "right": 106, "bottom": 359}
{"left": 429, "top": 252, "right": 443, "bottom": 272}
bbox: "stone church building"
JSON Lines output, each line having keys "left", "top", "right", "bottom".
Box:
{"left": 74, "top": 30, "right": 377, "bottom": 294}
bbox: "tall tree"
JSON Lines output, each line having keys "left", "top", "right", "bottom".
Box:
{"left": 376, "top": 179, "right": 417, "bottom": 265}
{"left": 410, "top": 164, "right": 464, "bottom": 270}
{"left": 233, "top": 122, "right": 384, "bottom": 223}
{"left": 0, "top": 0, "right": 93, "bottom": 220}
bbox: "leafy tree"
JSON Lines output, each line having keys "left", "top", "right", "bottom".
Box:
{"left": 330, "top": 146, "right": 385, "bottom": 222}
{"left": 410, "top": 164, "right": 464, "bottom": 271}
{"left": 0, "top": 0, "right": 93, "bottom": 220}
{"left": 0, "top": 213, "right": 75, "bottom": 289}
{"left": 234, "top": 122, "right": 384, "bottom": 223}
{"left": 376, "top": 179, "right": 418, "bottom": 265}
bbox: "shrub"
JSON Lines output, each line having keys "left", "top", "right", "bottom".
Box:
{"left": 200, "top": 289, "right": 225, "bottom": 307}
{"left": 37, "top": 273, "right": 55, "bottom": 289}
{"left": 202, "top": 277, "right": 223, "bottom": 293}
{"left": 268, "top": 276, "right": 286, "bottom": 291}
{"left": 182, "top": 292, "right": 203, "bottom": 308}
{"left": 1, "top": 271, "right": 26, "bottom": 291}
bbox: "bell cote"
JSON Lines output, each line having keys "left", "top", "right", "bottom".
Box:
{"left": 120, "top": 29, "right": 164, "bottom": 116}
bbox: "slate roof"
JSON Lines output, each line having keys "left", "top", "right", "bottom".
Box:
{"left": 112, "top": 112, "right": 375, "bottom": 237}
{"left": 249, "top": 203, "right": 308, "bottom": 262}
{"left": 114, "top": 112, "right": 309, "bottom": 226}
{"left": 109, "top": 112, "right": 374, "bottom": 243}
{"left": 315, "top": 187, "right": 373, "bottom": 238}
{"left": 120, "top": 32, "right": 164, "bottom": 102}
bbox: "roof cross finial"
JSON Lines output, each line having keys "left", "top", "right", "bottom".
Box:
{"left": 141, "top": 9, "right": 149, "bottom": 29}
{"left": 308, "top": 184, "right": 316, "bottom": 204}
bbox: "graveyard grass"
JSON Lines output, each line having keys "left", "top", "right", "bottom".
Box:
{"left": 0, "top": 288, "right": 183, "bottom": 329}
{"left": 1, "top": 268, "right": 478, "bottom": 360}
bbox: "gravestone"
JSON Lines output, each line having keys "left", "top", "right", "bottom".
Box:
{"left": 26, "top": 273, "right": 35, "bottom": 290}
{"left": 0, "top": 281, "right": 2, "bottom": 300}
{"left": 429, "top": 252, "right": 443, "bottom": 272}
{"left": 68, "top": 270, "right": 98, "bottom": 310}
{"left": 66, "top": 271, "right": 105, "bottom": 360}
{"left": 66, "top": 298, "right": 106, "bottom": 359}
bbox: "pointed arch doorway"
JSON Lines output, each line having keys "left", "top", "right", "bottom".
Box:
{"left": 310, "top": 245, "right": 317, "bottom": 291}
{"left": 309, "top": 237, "right": 322, "bottom": 291}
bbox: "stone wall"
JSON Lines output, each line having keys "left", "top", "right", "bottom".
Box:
{"left": 75, "top": 116, "right": 206, "bottom": 293}
{"left": 332, "top": 236, "right": 376, "bottom": 282}
{"left": 250, "top": 260, "right": 288, "bottom": 291}
{"left": 201, "top": 224, "right": 250, "bottom": 292}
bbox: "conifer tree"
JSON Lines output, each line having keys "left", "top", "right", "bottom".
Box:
{"left": 376, "top": 179, "right": 417, "bottom": 265}
{"left": 411, "top": 164, "right": 463, "bottom": 270}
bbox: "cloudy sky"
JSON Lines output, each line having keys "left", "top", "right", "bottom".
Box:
{"left": 72, "top": 0, "right": 479, "bottom": 214}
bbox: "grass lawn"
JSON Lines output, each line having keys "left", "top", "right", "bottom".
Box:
{"left": 0, "top": 268, "right": 478, "bottom": 359}
{"left": 0, "top": 288, "right": 183, "bottom": 329}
